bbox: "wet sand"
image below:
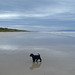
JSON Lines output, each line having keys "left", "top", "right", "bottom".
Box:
{"left": 0, "top": 32, "right": 75, "bottom": 75}
{"left": 0, "top": 49, "right": 75, "bottom": 75}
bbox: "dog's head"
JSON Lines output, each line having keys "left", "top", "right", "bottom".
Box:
{"left": 30, "top": 53, "right": 34, "bottom": 57}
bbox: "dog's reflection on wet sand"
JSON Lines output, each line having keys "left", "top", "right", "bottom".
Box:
{"left": 30, "top": 62, "right": 42, "bottom": 70}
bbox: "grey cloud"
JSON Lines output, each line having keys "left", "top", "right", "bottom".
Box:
{"left": 0, "top": 0, "right": 55, "bottom": 11}
{"left": 0, "top": 0, "right": 75, "bottom": 20}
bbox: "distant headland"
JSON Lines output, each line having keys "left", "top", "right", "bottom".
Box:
{"left": 0, "top": 27, "right": 30, "bottom": 32}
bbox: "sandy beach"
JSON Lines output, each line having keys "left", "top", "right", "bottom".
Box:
{"left": 0, "top": 32, "right": 27, "bottom": 37}
{"left": 0, "top": 32, "right": 75, "bottom": 75}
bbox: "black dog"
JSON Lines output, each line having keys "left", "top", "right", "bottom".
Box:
{"left": 30, "top": 53, "right": 42, "bottom": 63}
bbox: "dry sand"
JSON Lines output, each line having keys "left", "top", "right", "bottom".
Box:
{"left": 0, "top": 32, "right": 27, "bottom": 37}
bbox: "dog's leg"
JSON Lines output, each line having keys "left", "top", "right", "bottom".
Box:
{"left": 36, "top": 59, "right": 38, "bottom": 63}
{"left": 39, "top": 58, "right": 42, "bottom": 62}
{"left": 33, "top": 58, "right": 35, "bottom": 63}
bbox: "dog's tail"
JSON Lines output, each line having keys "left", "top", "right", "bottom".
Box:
{"left": 38, "top": 53, "right": 42, "bottom": 62}
{"left": 38, "top": 53, "right": 40, "bottom": 56}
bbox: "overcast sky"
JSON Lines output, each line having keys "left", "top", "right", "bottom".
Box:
{"left": 0, "top": 0, "right": 75, "bottom": 31}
